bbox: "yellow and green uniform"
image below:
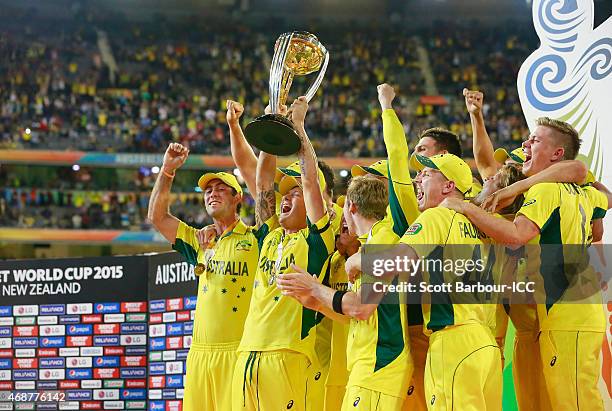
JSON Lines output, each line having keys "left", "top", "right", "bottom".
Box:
{"left": 400, "top": 207, "right": 502, "bottom": 410}
{"left": 309, "top": 251, "right": 351, "bottom": 411}
{"left": 582, "top": 184, "right": 608, "bottom": 244}
{"left": 342, "top": 220, "right": 412, "bottom": 411}
{"left": 234, "top": 213, "right": 335, "bottom": 411}
{"left": 381, "top": 108, "right": 427, "bottom": 411}
{"left": 330, "top": 201, "right": 344, "bottom": 236}
{"left": 172, "top": 219, "right": 266, "bottom": 411}
{"left": 517, "top": 182, "right": 607, "bottom": 410}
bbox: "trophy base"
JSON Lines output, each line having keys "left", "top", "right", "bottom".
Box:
{"left": 244, "top": 114, "right": 301, "bottom": 156}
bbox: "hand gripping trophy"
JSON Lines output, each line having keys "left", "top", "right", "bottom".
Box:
{"left": 244, "top": 32, "right": 329, "bottom": 155}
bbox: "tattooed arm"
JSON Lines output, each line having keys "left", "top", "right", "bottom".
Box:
{"left": 255, "top": 151, "right": 277, "bottom": 229}
{"left": 291, "top": 96, "right": 326, "bottom": 224}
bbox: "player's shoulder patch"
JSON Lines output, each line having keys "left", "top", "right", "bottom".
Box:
{"left": 522, "top": 199, "right": 536, "bottom": 207}
{"left": 405, "top": 222, "right": 422, "bottom": 235}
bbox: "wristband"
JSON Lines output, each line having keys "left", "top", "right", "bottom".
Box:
{"left": 332, "top": 290, "right": 347, "bottom": 314}
{"left": 162, "top": 167, "right": 175, "bottom": 178}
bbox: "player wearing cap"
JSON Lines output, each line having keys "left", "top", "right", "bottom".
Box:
{"left": 277, "top": 176, "right": 413, "bottom": 411}
{"left": 232, "top": 97, "right": 335, "bottom": 411}
{"left": 148, "top": 142, "right": 266, "bottom": 411}
{"left": 400, "top": 153, "right": 503, "bottom": 410}
{"left": 442, "top": 117, "right": 611, "bottom": 410}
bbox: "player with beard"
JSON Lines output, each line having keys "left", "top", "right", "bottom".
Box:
{"left": 148, "top": 143, "right": 265, "bottom": 411}
{"left": 441, "top": 117, "right": 611, "bottom": 410}
{"left": 232, "top": 97, "right": 335, "bottom": 411}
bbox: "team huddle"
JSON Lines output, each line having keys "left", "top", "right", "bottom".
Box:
{"left": 147, "top": 84, "right": 611, "bottom": 411}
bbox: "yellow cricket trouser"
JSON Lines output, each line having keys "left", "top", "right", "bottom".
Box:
{"left": 402, "top": 325, "right": 428, "bottom": 411}
{"left": 425, "top": 323, "right": 502, "bottom": 411}
{"left": 324, "top": 385, "right": 346, "bottom": 411}
{"left": 512, "top": 331, "right": 551, "bottom": 411}
{"left": 306, "top": 360, "right": 326, "bottom": 411}
{"left": 183, "top": 341, "right": 239, "bottom": 411}
{"left": 232, "top": 350, "right": 310, "bottom": 411}
{"left": 538, "top": 330, "right": 604, "bottom": 411}
{"left": 341, "top": 385, "right": 405, "bottom": 411}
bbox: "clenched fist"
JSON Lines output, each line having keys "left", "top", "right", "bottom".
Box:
{"left": 290, "top": 96, "right": 308, "bottom": 125}
{"left": 162, "top": 143, "right": 189, "bottom": 173}
{"left": 226, "top": 100, "right": 244, "bottom": 125}
{"left": 463, "top": 88, "right": 484, "bottom": 115}
{"left": 377, "top": 83, "right": 396, "bottom": 110}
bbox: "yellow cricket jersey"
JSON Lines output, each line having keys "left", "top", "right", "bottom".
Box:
{"left": 400, "top": 207, "right": 497, "bottom": 335}
{"left": 517, "top": 182, "right": 607, "bottom": 332}
{"left": 173, "top": 219, "right": 269, "bottom": 345}
{"left": 238, "top": 213, "right": 335, "bottom": 363}
{"left": 346, "top": 220, "right": 411, "bottom": 398}
{"left": 330, "top": 202, "right": 344, "bottom": 236}
{"left": 582, "top": 184, "right": 608, "bottom": 244}
{"left": 381, "top": 109, "right": 422, "bottom": 328}
{"left": 315, "top": 251, "right": 350, "bottom": 386}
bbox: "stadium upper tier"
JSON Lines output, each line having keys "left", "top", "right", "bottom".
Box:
{"left": 0, "top": 18, "right": 535, "bottom": 157}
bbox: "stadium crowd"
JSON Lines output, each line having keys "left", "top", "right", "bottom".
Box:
{"left": 0, "top": 16, "right": 534, "bottom": 158}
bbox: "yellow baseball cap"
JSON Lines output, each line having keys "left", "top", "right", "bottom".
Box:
{"left": 494, "top": 147, "right": 526, "bottom": 164}
{"left": 276, "top": 161, "right": 326, "bottom": 195}
{"left": 350, "top": 160, "right": 388, "bottom": 178}
{"left": 412, "top": 153, "right": 473, "bottom": 195}
{"left": 336, "top": 195, "right": 346, "bottom": 208}
{"left": 198, "top": 172, "right": 243, "bottom": 195}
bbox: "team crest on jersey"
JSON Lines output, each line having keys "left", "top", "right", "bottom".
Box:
{"left": 286, "top": 400, "right": 294, "bottom": 409}
{"left": 235, "top": 240, "right": 253, "bottom": 251}
{"left": 405, "top": 223, "right": 422, "bottom": 235}
{"left": 522, "top": 199, "right": 536, "bottom": 207}
{"left": 353, "top": 397, "right": 361, "bottom": 406}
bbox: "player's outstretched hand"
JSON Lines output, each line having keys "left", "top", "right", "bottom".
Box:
{"left": 463, "top": 88, "right": 483, "bottom": 116}
{"left": 226, "top": 100, "right": 244, "bottom": 125}
{"left": 276, "top": 264, "right": 321, "bottom": 311}
{"left": 162, "top": 143, "right": 189, "bottom": 174}
{"left": 439, "top": 197, "right": 467, "bottom": 214}
{"left": 481, "top": 184, "right": 521, "bottom": 213}
{"left": 377, "top": 83, "right": 396, "bottom": 110}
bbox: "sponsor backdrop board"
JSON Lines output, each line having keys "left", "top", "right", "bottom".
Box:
{"left": 0, "top": 252, "right": 197, "bottom": 411}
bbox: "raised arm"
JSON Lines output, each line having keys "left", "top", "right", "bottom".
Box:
{"left": 464, "top": 88, "right": 498, "bottom": 180}
{"left": 291, "top": 96, "right": 326, "bottom": 223}
{"left": 255, "top": 150, "right": 277, "bottom": 230}
{"left": 378, "top": 83, "right": 420, "bottom": 233}
{"left": 227, "top": 100, "right": 257, "bottom": 196}
{"left": 147, "top": 143, "right": 188, "bottom": 242}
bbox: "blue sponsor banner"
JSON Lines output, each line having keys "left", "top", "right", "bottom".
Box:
{"left": 0, "top": 359, "right": 10, "bottom": 369}
{"left": 166, "top": 323, "right": 183, "bottom": 336}
{"left": 166, "top": 375, "right": 183, "bottom": 388}
{"left": 149, "top": 300, "right": 165, "bottom": 313}
{"left": 148, "top": 362, "right": 165, "bottom": 376}
{"left": 176, "top": 349, "right": 190, "bottom": 360}
{"left": 0, "top": 306, "right": 11, "bottom": 316}
{"left": 121, "top": 323, "right": 146, "bottom": 334}
{"left": 94, "top": 335, "right": 120, "bottom": 346}
{"left": 120, "top": 367, "right": 146, "bottom": 378}
{"left": 162, "top": 389, "right": 176, "bottom": 399}
{"left": 40, "top": 305, "right": 65, "bottom": 315}
{"left": 39, "top": 336, "right": 66, "bottom": 347}
{"left": 94, "top": 302, "right": 120, "bottom": 314}
{"left": 59, "top": 315, "right": 81, "bottom": 324}
{"left": 149, "top": 337, "right": 166, "bottom": 351}
{"left": 37, "top": 381, "right": 58, "bottom": 389}
{"left": 149, "top": 400, "right": 165, "bottom": 410}
{"left": 66, "top": 368, "right": 93, "bottom": 380}
{"left": 14, "top": 337, "right": 38, "bottom": 347}
{"left": 94, "top": 356, "right": 120, "bottom": 367}
{"left": 39, "top": 358, "right": 65, "bottom": 368}
{"left": 126, "top": 346, "right": 147, "bottom": 355}
{"left": 0, "top": 326, "right": 12, "bottom": 337}
{"left": 184, "top": 296, "right": 197, "bottom": 310}
{"left": 121, "top": 389, "right": 147, "bottom": 400}
{"left": 66, "top": 390, "right": 93, "bottom": 400}
{"left": 14, "top": 369, "right": 38, "bottom": 380}
{"left": 183, "top": 321, "right": 194, "bottom": 334}
{"left": 67, "top": 324, "right": 93, "bottom": 335}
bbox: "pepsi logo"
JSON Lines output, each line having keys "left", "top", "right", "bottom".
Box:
{"left": 69, "top": 370, "right": 76, "bottom": 377}
{"left": 42, "top": 338, "right": 49, "bottom": 344}
{"left": 97, "top": 304, "right": 104, "bottom": 311}
{"left": 70, "top": 326, "right": 76, "bottom": 332}
{"left": 96, "top": 358, "right": 103, "bottom": 365}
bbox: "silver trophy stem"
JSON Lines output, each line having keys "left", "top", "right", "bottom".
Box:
{"left": 269, "top": 33, "right": 292, "bottom": 115}
{"left": 304, "top": 50, "right": 329, "bottom": 103}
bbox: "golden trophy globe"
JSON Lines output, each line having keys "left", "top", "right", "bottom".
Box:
{"left": 245, "top": 31, "right": 329, "bottom": 156}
